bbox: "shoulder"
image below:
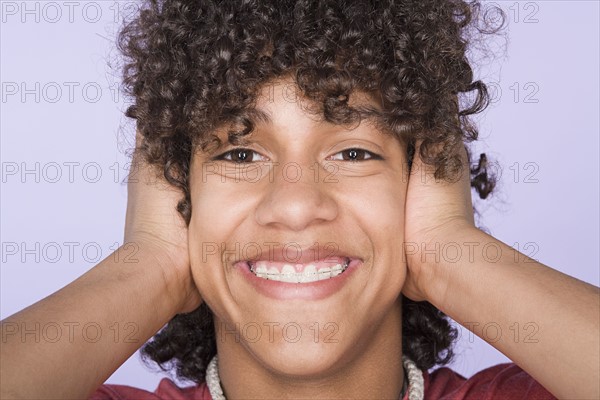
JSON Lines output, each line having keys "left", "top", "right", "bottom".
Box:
{"left": 422, "top": 363, "right": 557, "bottom": 400}
{"left": 89, "top": 378, "right": 212, "bottom": 400}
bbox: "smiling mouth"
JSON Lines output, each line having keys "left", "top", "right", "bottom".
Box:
{"left": 248, "top": 258, "right": 351, "bottom": 283}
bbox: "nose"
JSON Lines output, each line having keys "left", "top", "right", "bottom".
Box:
{"left": 254, "top": 163, "right": 338, "bottom": 231}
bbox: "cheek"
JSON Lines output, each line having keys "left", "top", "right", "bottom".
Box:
{"left": 187, "top": 181, "right": 236, "bottom": 296}
{"left": 345, "top": 175, "right": 408, "bottom": 289}
{"left": 188, "top": 177, "right": 253, "bottom": 239}
{"left": 343, "top": 173, "right": 407, "bottom": 234}
{"left": 187, "top": 177, "right": 264, "bottom": 310}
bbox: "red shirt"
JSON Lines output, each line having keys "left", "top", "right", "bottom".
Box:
{"left": 90, "top": 363, "right": 556, "bottom": 399}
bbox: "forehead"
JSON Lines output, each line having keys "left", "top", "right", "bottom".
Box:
{"left": 203, "top": 77, "right": 392, "bottom": 150}
{"left": 252, "top": 77, "right": 383, "bottom": 124}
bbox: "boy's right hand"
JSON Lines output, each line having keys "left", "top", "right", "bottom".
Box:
{"left": 124, "top": 131, "right": 202, "bottom": 314}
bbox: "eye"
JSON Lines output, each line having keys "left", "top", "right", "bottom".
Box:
{"left": 214, "top": 148, "right": 268, "bottom": 163}
{"left": 329, "top": 148, "right": 382, "bottom": 162}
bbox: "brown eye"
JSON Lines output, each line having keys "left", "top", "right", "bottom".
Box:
{"left": 343, "top": 149, "right": 366, "bottom": 161}
{"left": 216, "top": 148, "right": 266, "bottom": 163}
{"left": 231, "top": 149, "right": 251, "bottom": 162}
{"left": 330, "top": 148, "right": 381, "bottom": 162}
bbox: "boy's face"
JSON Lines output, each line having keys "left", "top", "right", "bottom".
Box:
{"left": 188, "top": 77, "right": 409, "bottom": 376}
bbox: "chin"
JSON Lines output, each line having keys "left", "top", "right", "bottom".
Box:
{"left": 246, "top": 333, "right": 350, "bottom": 378}
{"left": 215, "top": 308, "right": 362, "bottom": 378}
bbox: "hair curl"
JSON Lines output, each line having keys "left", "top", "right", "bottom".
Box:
{"left": 118, "top": 0, "right": 502, "bottom": 384}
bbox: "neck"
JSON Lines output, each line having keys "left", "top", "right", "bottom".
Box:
{"left": 216, "top": 300, "right": 404, "bottom": 399}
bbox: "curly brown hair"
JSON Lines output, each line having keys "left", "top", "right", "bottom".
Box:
{"left": 117, "top": 0, "right": 502, "bottom": 384}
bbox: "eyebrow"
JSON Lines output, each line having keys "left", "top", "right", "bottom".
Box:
{"left": 221, "top": 108, "right": 272, "bottom": 144}
{"left": 249, "top": 108, "right": 273, "bottom": 126}
{"left": 249, "top": 103, "right": 383, "bottom": 127}
{"left": 217, "top": 102, "right": 386, "bottom": 149}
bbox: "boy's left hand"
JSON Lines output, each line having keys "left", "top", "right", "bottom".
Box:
{"left": 401, "top": 142, "right": 476, "bottom": 302}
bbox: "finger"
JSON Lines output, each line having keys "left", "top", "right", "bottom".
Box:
{"left": 410, "top": 140, "right": 474, "bottom": 224}
{"left": 130, "top": 129, "right": 170, "bottom": 188}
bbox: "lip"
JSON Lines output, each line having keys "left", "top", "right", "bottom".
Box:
{"left": 235, "top": 258, "right": 363, "bottom": 300}
{"left": 233, "top": 244, "right": 358, "bottom": 265}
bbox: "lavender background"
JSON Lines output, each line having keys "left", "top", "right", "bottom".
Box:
{"left": 1, "top": 0, "right": 598, "bottom": 391}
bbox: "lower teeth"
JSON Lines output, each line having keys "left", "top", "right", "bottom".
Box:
{"left": 249, "top": 261, "right": 349, "bottom": 283}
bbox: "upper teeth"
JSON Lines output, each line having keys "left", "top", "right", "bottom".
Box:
{"left": 250, "top": 262, "right": 349, "bottom": 283}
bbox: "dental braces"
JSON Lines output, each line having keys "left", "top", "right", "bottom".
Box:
{"left": 249, "top": 259, "right": 350, "bottom": 278}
